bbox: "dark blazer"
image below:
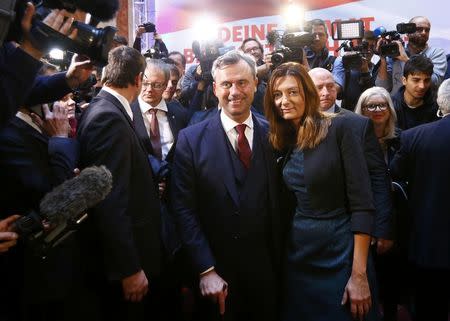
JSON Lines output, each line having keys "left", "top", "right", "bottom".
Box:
{"left": 281, "top": 115, "right": 375, "bottom": 234}
{"left": 131, "top": 99, "right": 190, "bottom": 162}
{"left": 336, "top": 106, "right": 393, "bottom": 239}
{"left": 0, "top": 116, "right": 79, "bottom": 317}
{"left": 390, "top": 116, "right": 450, "bottom": 269}
{"left": 171, "top": 112, "right": 281, "bottom": 274}
{"left": 77, "top": 90, "right": 162, "bottom": 282}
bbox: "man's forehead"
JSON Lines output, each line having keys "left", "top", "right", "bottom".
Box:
{"left": 312, "top": 25, "right": 327, "bottom": 34}
{"left": 412, "top": 17, "right": 431, "bottom": 27}
{"left": 408, "top": 72, "right": 432, "bottom": 79}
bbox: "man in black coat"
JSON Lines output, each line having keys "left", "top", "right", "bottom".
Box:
{"left": 390, "top": 78, "right": 450, "bottom": 321}
{"left": 76, "top": 46, "right": 161, "bottom": 321}
{"left": 309, "top": 67, "right": 393, "bottom": 252}
{"left": 172, "top": 50, "right": 281, "bottom": 321}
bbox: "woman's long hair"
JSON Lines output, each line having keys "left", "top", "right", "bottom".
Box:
{"left": 264, "top": 62, "right": 331, "bottom": 151}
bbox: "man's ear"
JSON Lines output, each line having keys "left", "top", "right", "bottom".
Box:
{"left": 402, "top": 76, "right": 407, "bottom": 86}
{"left": 213, "top": 81, "right": 217, "bottom": 96}
{"left": 136, "top": 72, "right": 143, "bottom": 87}
{"left": 254, "top": 77, "right": 259, "bottom": 92}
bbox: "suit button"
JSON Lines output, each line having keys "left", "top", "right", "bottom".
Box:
{"left": 233, "top": 235, "right": 239, "bottom": 240}
{"left": 234, "top": 210, "right": 239, "bottom": 215}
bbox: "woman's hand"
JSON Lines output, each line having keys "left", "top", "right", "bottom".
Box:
{"left": 341, "top": 271, "right": 372, "bottom": 320}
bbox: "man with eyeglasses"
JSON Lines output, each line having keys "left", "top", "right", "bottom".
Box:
{"left": 391, "top": 55, "right": 439, "bottom": 130}
{"left": 309, "top": 67, "right": 394, "bottom": 256}
{"left": 376, "top": 16, "right": 447, "bottom": 95}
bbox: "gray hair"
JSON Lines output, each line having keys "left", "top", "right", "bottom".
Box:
{"left": 211, "top": 50, "right": 257, "bottom": 81}
{"left": 355, "top": 87, "right": 397, "bottom": 141}
{"left": 437, "top": 79, "right": 450, "bottom": 116}
{"left": 145, "top": 58, "right": 171, "bottom": 84}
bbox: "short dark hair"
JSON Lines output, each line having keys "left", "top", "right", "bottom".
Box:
{"left": 113, "top": 34, "right": 129, "bottom": 46}
{"left": 403, "top": 55, "right": 434, "bottom": 78}
{"left": 103, "top": 46, "right": 145, "bottom": 88}
{"left": 168, "top": 51, "right": 186, "bottom": 68}
{"left": 240, "top": 37, "right": 264, "bottom": 53}
{"left": 306, "top": 19, "right": 328, "bottom": 35}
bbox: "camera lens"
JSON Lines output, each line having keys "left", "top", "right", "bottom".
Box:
{"left": 271, "top": 53, "right": 284, "bottom": 65}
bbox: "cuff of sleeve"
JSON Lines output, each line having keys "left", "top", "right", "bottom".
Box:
{"left": 200, "top": 266, "right": 215, "bottom": 276}
{"left": 351, "top": 211, "right": 374, "bottom": 235}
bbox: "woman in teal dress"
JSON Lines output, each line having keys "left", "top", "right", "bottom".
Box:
{"left": 264, "top": 62, "right": 380, "bottom": 321}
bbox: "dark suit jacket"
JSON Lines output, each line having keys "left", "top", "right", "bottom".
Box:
{"left": 131, "top": 99, "right": 190, "bottom": 163}
{"left": 0, "top": 116, "right": 79, "bottom": 314}
{"left": 171, "top": 112, "right": 281, "bottom": 275}
{"left": 281, "top": 115, "right": 375, "bottom": 234}
{"left": 77, "top": 90, "right": 162, "bottom": 282}
{"left": 336, "top": 106, "right": 393, "bottom": 239}
{"left": 390, "top": 116, "right": 450, "bottom": 269}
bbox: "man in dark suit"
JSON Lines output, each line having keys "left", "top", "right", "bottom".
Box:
{"left": 0, "top": 102, "right": 79, "bottom": 321}
{"left": 76, "top": 46, "right": 161, "bottom": 321}
{"left": 390, "top": 78, "right": 450, "bottom": 321}
{"left": 309, "top": 67, "right": 393, "bottom": 253}
{"left": 171, "top": 50, "right": 281, "bottom": 321}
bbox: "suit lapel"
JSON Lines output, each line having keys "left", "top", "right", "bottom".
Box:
{"left": 11, "top": 117, "right": 48, "bottom": 144}
{"left": 131, "top": 101, "right": 154, "bottom": 155}
{"left": 205, "top": 113, "right": 239, "bottom": 206}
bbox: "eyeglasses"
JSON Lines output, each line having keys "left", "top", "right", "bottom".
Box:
{"left": 142, "top": 82, "right": 166, "bottom": 90}
{"left": 363, "top": 103, "right": 389, "bottom": 112}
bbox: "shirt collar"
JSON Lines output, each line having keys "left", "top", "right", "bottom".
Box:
{"left": 220, "top": 109, "right": 253, "bottom": 134}
{"left": 102, "top": 86, "right": 133, "bottom": 121}
{"left": 16, "top": 111, "right": 42, "bottom": 134}
{"left": 138, "top": 96, "right": 168, "bottom": 114}
{"left": 324, "top": 104, "right": 337, "bottom": 114}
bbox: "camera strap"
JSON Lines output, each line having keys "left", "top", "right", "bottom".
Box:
{"left": 0, "top": 0, "right": 16, "bottom": 46}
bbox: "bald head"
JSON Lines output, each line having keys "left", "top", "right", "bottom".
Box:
{"left": 408, "top": 16, "right": 431, "bottom": 49}
{"left": 308, "top": 68, "right": 337, "bottom": 111}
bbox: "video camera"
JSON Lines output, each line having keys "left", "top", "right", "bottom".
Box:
{"left": 375, "top": 23, "right": 417, "bottom": 57}
{"left": 192, "top": 40, "right": 233, "bottom": 83}
{"left": 267, "top": 29, "right": 314, "bottom": 68}
{"left": 331, "top": 20, "right": 373, "bottom": 71}
{"left": 1, "top": 0, "right": 119, "bottom": 66}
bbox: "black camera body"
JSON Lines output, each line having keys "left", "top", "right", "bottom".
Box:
{"left": 379, "top": 23, "right": 417, "bottom": 58}
{"left": 143, "top": 47, "right": 167, "bottom": 59}
{"left": 267, "top": 30, "right": 313, "bottom": 68}
{"left": 192, "top": 40, "right": 233, "bottom": 83}
{"left": 340, "top": 41, "right": 372, "bottom": 71}
{"left": 2, "top": 0, "right": 118, "bottom": 65}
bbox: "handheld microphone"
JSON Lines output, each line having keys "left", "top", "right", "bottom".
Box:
{"left": 12, "top": 165, "right": 113, "bottom": 256}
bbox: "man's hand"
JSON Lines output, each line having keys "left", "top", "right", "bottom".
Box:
{"left": 135, "top": 26, "right": 146, "bottom": 38}
{"left": 341, "top": 272, "right": 372, "bottom": 321}
{"left": 199, "top": 269, "right": 228, "bottom": 315}
{"left": 20, "top": 3, "right": 77, "bottom": 60}
{"left": 66, "top": 54, "right": 93, "bottom": 89}
{"left": 158, "top": 180, "right": 167, "bottom": 199}
{"left": 122, "top": 270, "right": 149, "bottom": 302}
{"left": 394, "top": 41, "right": 409, "bottom": 62}
{"left": 31, "top": 104, "right": 70, "bottom": 138}
{"left": 0, "top": 215, "right": 20, "bottom": 253}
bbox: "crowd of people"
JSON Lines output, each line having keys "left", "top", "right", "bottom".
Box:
{"left": 0, "top": 5, "right": 449, "bottom": 321}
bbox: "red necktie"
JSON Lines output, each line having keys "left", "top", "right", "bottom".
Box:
{"left": 148, "top": 108, "right": 162, "bottom": 159}
{"left": 235, "top": 124, "right": 251, "bottom": 170}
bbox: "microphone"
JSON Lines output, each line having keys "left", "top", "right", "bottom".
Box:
{"left": 12, "top": 166, "right": 113, "bottom": 255}
{"left": 373, "top": 26, "right": 386, "bottom": 38}
{"left": 335, "top": 40, "right": 349, "bottom": 52}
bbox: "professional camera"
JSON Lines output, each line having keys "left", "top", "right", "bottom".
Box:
{"left": 267, "top": 29, "right": 313, "bottom": 68}
{"left": 192, "top": 40, "right": 233, "bottom": 83}
{"left": 377, "top": 23, "right": 417, "bottom": 57}
{"left": 143, "top": 47, "right": 167, "bottom": 59}
{"left": 140, "top": 22, "right": 156, "bottom": 33}
{"left": 331, "top": 20, "right": 373, "bottom": 70}
{"left": 1, "top": 0, "right": 119, "bottom": 65}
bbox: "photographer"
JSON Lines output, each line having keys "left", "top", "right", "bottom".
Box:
{"left": 304, "top": 19, "right": 336, "bottom": 72}
{"left": 375, "top": 16, "right": 447, "bottom": 95}
{"left": 0, "top": 2, "right": 79, "bottom": 126}
{"left": 333, "top": 31, "right": 380, "bottom": 110}
{"left": 133, "top": 24, "right": 168, "bottom": 57}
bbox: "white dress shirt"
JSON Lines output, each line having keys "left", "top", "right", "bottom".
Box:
{"left": 138, "top": 97, "right": 174, "bottom": 160}
{"left": 102, "top": 86, "right": 133, "bottom": 121}
{"left": 16, "top": 111, "right": 42, "bottom": 134}
{"left": 220, "top": 110, "right": 253, "bottom": 152}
